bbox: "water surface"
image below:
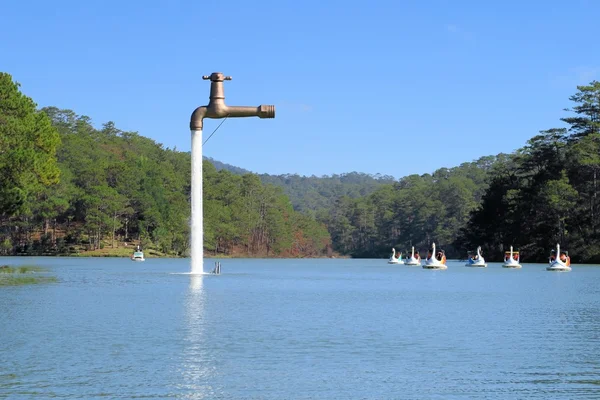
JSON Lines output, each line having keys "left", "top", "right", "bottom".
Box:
{"left": 1, "top": 258, "right": 599, "bottom": 399}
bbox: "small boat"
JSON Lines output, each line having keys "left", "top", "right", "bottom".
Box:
{"left": 423, "top": 242, "right": 447, "bottom": 269}
{"left": 502, "top": 246, "right": 522, "bottom": 268}
{"left": 547, "top": 244, "right": 571, "bottom": 272}
{"left": 465, "top": 246, "right": 487, "bottom": 267}
{"left": 131, "top": 245, "right": 145, "bottom": 262}
{"left": 404, "top": 246, "right": 421, "bottom": 266}
{"left": 388, "top": 248, "right": 403, "bottom": 264}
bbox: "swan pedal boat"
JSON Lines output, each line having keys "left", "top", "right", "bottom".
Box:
{"left": 404, "top": 246, "right": 421, "bottom": 266}
{"left": 423, "top": 242, "right": 447, "bottom": 269}
{"left": 388, "top": 248, "right": 402, "bottom": 264}
{"left": 502, "top": 246, "right": 522, "bottom": 268}
{"left": 547, "top": 244, "right": 571, "bottom": 271}
{"left": 465, "top": 246, "right": 487, "bottom": 267}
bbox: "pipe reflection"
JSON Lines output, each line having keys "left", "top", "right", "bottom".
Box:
{"left": 176, "top": 274, "right": 221, "bottom": 398}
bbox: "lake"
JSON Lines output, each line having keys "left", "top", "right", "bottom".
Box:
{"left": 1, "top": 257, "right": 599, "bottom": 399}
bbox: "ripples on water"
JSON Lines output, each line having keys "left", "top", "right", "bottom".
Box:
{"left": 1, "top": 257, "right": 599, "bottom": 399}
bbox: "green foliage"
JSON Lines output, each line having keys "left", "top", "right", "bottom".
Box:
{"left": 0, "top": 265, "right": 43, "bottom": 274}
{"left": 203, "top": 163, "right": 329, "bottom": 256}
{"left": 259, "top": 172, "right": 397, "bottom": 217}
{"left": 210, "top": 158, "right": 396, "bottom": 216}
{"left": 561, "top": 81, "right": 600, "bottom": 138}
{"left": 320, "top": 157, "right": 497, "bottom": 258}
{"left": 0, "top": 265, "right": 55, "bottom": 286}
{"left": 0, "top": 73, "right": 60, "bottom": 216}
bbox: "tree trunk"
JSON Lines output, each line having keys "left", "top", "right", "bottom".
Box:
{"left": 112, "top": 212, "right": 116, "bottom": 248}
{"left": 557, "top": 216, "right": 561, "bottom": 244}
{"left": 594, "top": 168, "right": 597, "bottom": 234}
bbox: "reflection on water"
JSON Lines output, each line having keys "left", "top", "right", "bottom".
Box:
{"left": 1, "top": 257, "right": 600, "bottom": 399}
{"left": 190, "top": 273, "right": 204, "bottom": 292}
{"left": 176, "top": 274, "right": 220, "bottom": 399}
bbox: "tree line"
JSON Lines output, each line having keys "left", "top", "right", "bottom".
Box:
{"left": 316, "top": 155, "right": 499, "bottom": 259}
{"left": 3, "top": 70, "right": 600, "bottom": 262}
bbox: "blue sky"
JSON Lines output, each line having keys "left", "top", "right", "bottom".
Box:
{"left": 2, "top": 0, "right": 599, "bottom": 178}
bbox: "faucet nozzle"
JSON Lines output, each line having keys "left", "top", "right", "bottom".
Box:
{"left": 258, "top": 105, "right": 275, "bottom": 118}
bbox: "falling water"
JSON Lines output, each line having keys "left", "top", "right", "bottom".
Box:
{"left": 191, "top": 129, "right": 203, "bottom": 274}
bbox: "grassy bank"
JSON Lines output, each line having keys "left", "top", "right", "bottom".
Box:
{"left": 70, "top": 247, "right": 173, "bottom": 258}
{"left": 0, "top": 265, "right": 57, "bottom": 286}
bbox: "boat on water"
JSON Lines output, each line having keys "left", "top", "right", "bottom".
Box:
{"left": 423, "top": 242, "right": 447, "bottom": 269}
{"left": 502, "top": 246, "right": 522, "bottom": 268}
{"left": 547, "top": 244, "right": 571, "bottom": 271}
{"left": 388, "top": 248, "right": 403, "bottom": 264}
{"left": 465, "top": 246, "right": 487, "bottom": 267}
{"left": 404, "top": 246, "right": 421, "bottom": 266}
{"left": 131, "top": 245, "right": 145, "bottom": 262}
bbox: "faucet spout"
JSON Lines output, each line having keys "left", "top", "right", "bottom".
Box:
{"left": 225, "top": 105, "right": 275, "bottom": 119}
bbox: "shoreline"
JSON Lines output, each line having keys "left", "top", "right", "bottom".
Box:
{"left": 0, "top": 252, "right": 346, "bottom": 259}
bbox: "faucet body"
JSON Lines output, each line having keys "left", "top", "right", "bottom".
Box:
{"left": 190, "top": 72, "right": 275, "bottom": 130}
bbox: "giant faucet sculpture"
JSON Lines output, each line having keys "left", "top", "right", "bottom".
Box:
{"left": 189, "top": 72, "right": 275, "bottom": 274}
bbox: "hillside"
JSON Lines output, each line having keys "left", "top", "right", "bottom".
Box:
{"left": 205, "top": 153, "right": 501, "bottom": 258}
{"left": 205, "top": 157, "right": 252, "bottom": 175}
{"left": 207, "top": 157, "right": 397, "bottom": 216}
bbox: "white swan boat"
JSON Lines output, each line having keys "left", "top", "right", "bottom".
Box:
{"left": 388, "top": 248, "right": 403, "bottom": 264}
{"left": 465, "top": 246, "right": 487, "bottom": 267}
{"left": 502, "top": 246, "right": 522, "bottom": 268}
{"left": 423, "top": 242, "right": 447, "bottom": 269}
{"left": 131, "top": 245, "right": 145, "bottom": 262}
{"left": 547, "top": 243, "right": 571, "bottom": 271}
{"left": 404, "top": 246, "right": 421, "bottom": 266}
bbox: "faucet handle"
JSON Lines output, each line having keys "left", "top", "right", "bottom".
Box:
{"left": 202, "top": 73, "right": 232, "bottom": 81}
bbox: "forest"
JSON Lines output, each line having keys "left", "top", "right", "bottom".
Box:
{"left": 1, "top": 70, "right": 599, "bottom": 262}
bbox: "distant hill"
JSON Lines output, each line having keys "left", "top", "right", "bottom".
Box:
{"left": 204, "top": 157, "right": 252, "bottom": 175}
{"left": 259, "top": 172, "right": 397, "bottom": 215}
{"left": 204, "top": 157, "right": 397, "bottom": 216}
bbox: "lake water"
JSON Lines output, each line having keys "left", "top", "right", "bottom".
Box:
{"left": 1, "top": 257, "right": 600, "bottom": 399}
